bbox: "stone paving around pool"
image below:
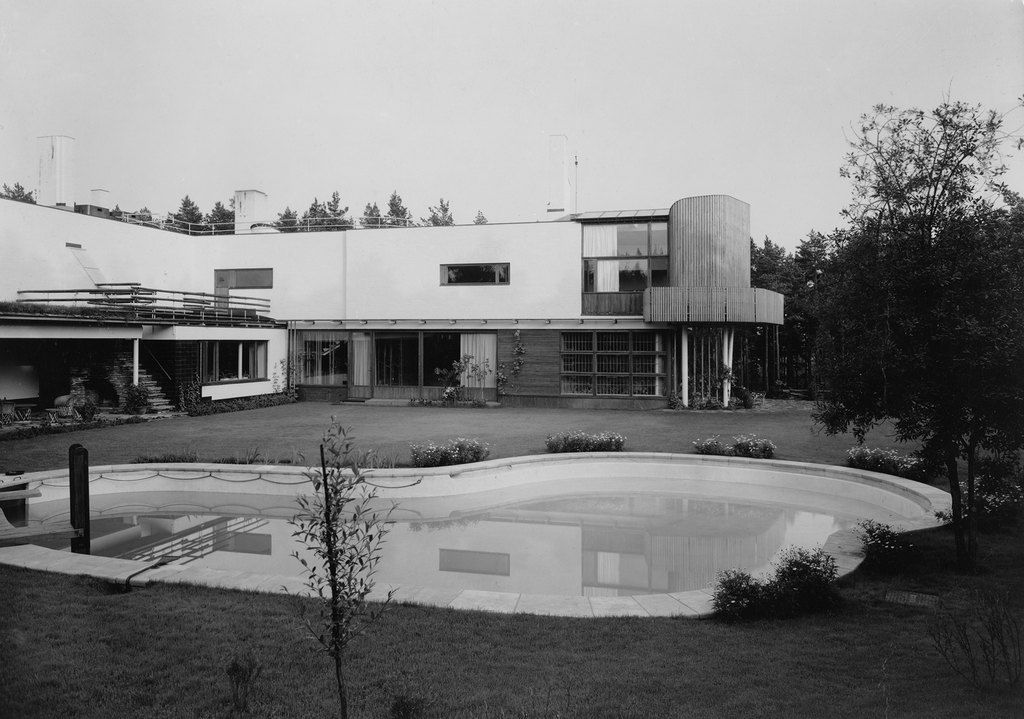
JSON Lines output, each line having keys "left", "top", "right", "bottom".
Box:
{"left": 0, "top": 544, "right": 716, "bottom": 618}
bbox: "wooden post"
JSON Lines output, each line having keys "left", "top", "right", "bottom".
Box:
{"left": 69, "top": 443, "right": 90, "bottom": 554}
{"left": 132, "top": 338, "right": 140, "bottom": 386}
{"left": 680, "top": 327, "right": 689, "bottom": 408}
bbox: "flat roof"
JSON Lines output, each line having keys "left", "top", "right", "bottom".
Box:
{"left": 572, "top": 209, "right": 670, "bottom": 222}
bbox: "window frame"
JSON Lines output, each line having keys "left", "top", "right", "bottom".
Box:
{"left": 581, "top": 221, "right": 668, "bottom": 294}
{"left": 440, "top": 263, "right": 511, "bottom": 286}
{"left": 200, "top": 340, "right": 269, "bottom": 384}
{"left": 559, "top": 330, "right": 667, "bottom": 397}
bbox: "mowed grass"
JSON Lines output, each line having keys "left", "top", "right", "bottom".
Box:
{"left": 0, "top": 400, "right": 911, "bottom": 473}
{"left": 3, "top": 522, "right": 1024, "bottom": 718}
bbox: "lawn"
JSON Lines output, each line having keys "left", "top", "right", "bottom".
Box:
{"left": 3, "top": 402, "right": 1021, "bottom": 718}
{"left": 0, "top": 400, "right": 911, "bottom": 472}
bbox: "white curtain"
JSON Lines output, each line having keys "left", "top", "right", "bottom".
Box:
{"left": 596, "top": 552, "right": 620, "bottom": 584}
{"left": 596, "top": 260, "right": 619, "bottom": 292}
{"left": 582, "top": 225, "right": 617, "bottom": 257}
{"left": 459, "top": 333, "right": 497, "bottom": 388}
{"left": 350, "top": 332, "right": 371, "bottom": 386}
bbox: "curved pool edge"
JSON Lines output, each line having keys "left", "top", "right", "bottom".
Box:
{"left": 0, "top": 453, "right": 951, "bottom": 618}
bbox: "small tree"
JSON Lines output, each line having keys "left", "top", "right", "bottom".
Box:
{"left": 422, "top": 197, "right": 454, "bottom": 226}
{"left": 383, "top": 191, "right": 412, "bottom": 228}
{"left": 290, "top": 422, "right": 396, "bottom": 719}
{"left": 361, "top": 201, "right": 382, "bottom": 229}
{"left": 205, "top": 200, "right": 235, "bottom": 235}
{"left": 1, "top": 181, "right": 35, "bottom": 203}
{"left": 473, "top": 210, "right": 488, "bottom": 225}
{"left": 173, "top": 195, "right": 205, "bottom": 234}
{"left": 277, "top": 206, "right": 299, "bottom": 232}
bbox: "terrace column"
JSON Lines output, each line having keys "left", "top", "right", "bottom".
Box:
{"left": 679, "top": 327, "right": 689, "bottom": 408}
{"left": 721, "top": 327, "right": 734, "bottom": 405}
{"left": 132, "top": 339, "right": 140, "bottom": 386}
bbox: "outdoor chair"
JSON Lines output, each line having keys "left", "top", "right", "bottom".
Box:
{"left": 0, "top": 400, "right": 16, "bottom": 426}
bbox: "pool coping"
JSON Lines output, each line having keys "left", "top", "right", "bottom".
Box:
{"left": 0, "top": 453, "right": 951, "bottom": 618}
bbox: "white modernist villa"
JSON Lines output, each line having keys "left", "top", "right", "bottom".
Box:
{"left": 0, "top": 141, "right": 784, "bottom": 414}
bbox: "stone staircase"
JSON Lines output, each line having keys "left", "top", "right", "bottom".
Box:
{"left": 113, "top": 355, "right": 176, "bottom": 414}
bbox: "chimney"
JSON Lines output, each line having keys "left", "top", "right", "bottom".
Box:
{"left": 37, "top": 135, "right": 75, "bottom": 209}
{"left": 234, "top": 189, "right": 271, "bottom": 233}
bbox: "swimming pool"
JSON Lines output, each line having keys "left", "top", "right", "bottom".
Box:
{"left": 10, "top": 453, "right": 950, "bottom": 616}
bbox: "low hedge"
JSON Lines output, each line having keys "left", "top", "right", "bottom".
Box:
{"left": 186, "top": 393, "right": 296, "bottom": 417}
{"left": 545, "top": 430, "right": 626, "bottom": 453}
{"left": 409, "top": 437, "right": 490, "bottom": 468}
{"left": 0, "top": 416, "right": 148, "bottom": 443}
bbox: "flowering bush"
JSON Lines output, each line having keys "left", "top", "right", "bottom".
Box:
{"left": 409, "top": 437, "right": 490, "bottom": 467}
{"left": 545, "top": 430, "right": 626, "bottom": 453}
{"left": 846, "top": 447, "right": 927, "bottom": 481}
{"left": 731, "top": 435, "right": 776, "bottom": 459}
{"left": 771, "top": 546, "right": 839, "bottom": 615}
{"left": 935, "top": 466, "right": 1024, "bottom": 528}
{"left": 712, "top": 545, "right": 838, "bottom": 621}
{"left": 712, "top": 569, "right": 774, "bottom": 621}
{"left": 694, "top": 435, "right": 777, "bottom": 458}
{"left": 856, "top": 519, "right": 916, "bottom": 574}
{"left": 693, "top": 436, "right": 732, "bottom": 456}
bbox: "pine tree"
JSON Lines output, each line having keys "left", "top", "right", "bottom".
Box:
{"left": 206, "top": 200, "right": 235, "bottom": 235}
{"left": 383, "top": 191, "right": 412, "bottom": 228}
{"left": 174, "top": 195, "right": 204, "bottom": 235}
{"left": 473, "top": 210, "right": 488, "bottom": 225}
{"left": 361, "top": 202, "right": 382, "bottom": 229}
{"left": 1, "top": 182, "right": 35, "bottom": 204}
{"left": 422, "top": 198, "right": 455, "bottom": 226}
{"left": 277, "top": 206, "right": 299, "bottom": 233}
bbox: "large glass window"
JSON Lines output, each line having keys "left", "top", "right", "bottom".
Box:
{"left": 441, "top": 263, "right": 510, "bottom": 285}
{"left": 292, "top": 330, "right": 348, "bottom": 385}
{"left": 422, "top": 332, "right": 461, "bottom": 386}
{"left": 201, "top": 340, "right": 268, "bottom": 383}
{"left": 559, "top": 331, "right": 667, "bottom": 397}
{"left": 374, "top": 333, "right": 419, "bottom": 386}
{"left": 582, "top": 222, "right": 669, "bottom": 295}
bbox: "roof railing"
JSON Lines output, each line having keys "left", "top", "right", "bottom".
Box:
{"left": 112, "top": 212, "right": 417, "bottom": 235}
{"left": 14, "top": 284, "right": 275, "bottom": 326}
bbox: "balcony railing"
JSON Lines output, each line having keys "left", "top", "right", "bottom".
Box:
{"left": 114, "top": 213, "right": 417, "bottom": 235}
{"left": 15, "top": 284, "right": 275, "bottom": 326}
{"left": 644, "top": 287, "right": 784, "bottom": 325}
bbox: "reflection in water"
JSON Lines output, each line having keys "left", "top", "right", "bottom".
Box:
{"left": 79, "top": 491, "right": 846, "bottom": 596}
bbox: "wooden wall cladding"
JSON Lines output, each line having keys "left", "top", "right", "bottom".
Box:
{"left": 668, "top": 195, "right": 751, "bottom": 288}
{"left": 496, "top": 329, "right": 562, "bottom": 396}
{"left": 581, "top": 292, "right": 644, "bottom": 316}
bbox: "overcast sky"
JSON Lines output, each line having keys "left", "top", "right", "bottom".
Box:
{"left": 1, "top": 0, "right": 1022, "bottom": 248}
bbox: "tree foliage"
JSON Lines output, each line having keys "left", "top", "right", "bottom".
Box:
{"left": 814, "top": 99, "right": 1024, "bottom": 570}
{"left": 422, "top": 197, "right": 454, "bottom": 226}
{"left": 473, "top": 210, "right": 488, "bottom": 225}
{"left": 205, "top": 200, "right": 235, "bottom": 235}
{"left": 290, "top": 422, "right": 396, "bottom": 719}
{"left": 173, "top": 195, "right": 204, "bottom": 235}
{"left": 360, "top": 202, "right": 382, "bottom": 229}
{"left": 300, "top": 191, "right": 352, "bottom": 231}
{"left": 276, "top": 206, "right": 299, "bottom": 233}
{"left": 383, "top": 191, "right": 412, "bottom": 228}
{"left": 1, "top": 181, "right": 35, "bottom": 204}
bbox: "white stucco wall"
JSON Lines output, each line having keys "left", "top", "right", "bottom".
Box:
{"left": 345, "top": 221, "right": 581, "bottom": 319}
{"left": 1, "top": 199, "right": 583, "bottom": 322}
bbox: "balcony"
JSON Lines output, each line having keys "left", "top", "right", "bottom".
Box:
{"left": 13, "top": 284, "right": 276, "bottom": 327}
{"left": 581, "top": 292, "right": 644, "bottom": 316}
{"left": 643, "top": 287, "right": 784, "bottom": 324}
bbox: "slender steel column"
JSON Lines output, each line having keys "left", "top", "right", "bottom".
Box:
{"left": 680, "top": 327, "right": 689, "bottom": 407}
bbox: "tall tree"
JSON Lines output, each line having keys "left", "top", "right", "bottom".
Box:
{"left": 173, "top": 195, "right": 204, "bottom": 235}
{"left": 383, "top": 191, "right": 411, "bottom": 228}
{"left": 360, "top": 202, "right": 382, "bottom": 229}
{"left": 473, "top": 210, "right": 488, "bottom": 225}
{"left": 302, "top": 192, "right": 352, "bottom": 231}
{"left": 276, "top": 206, "right": 299, "bottom": 233}
{"left": 1, "top": 181, "right": 35, "bottom": 204}
{"left": 814, "top": 100, "right": 1024, "bottom": 570}
{"left": 422, "top": 197, "right": 454, "bottom": 226}
{"left": 205, "top": 200, "right": 235, "bottom": 235}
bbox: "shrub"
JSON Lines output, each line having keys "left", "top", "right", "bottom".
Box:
{"left": 409, "top": 437, "right": 490, "bottom": 468}
{"left": 846, "top": 446, "right": 928, "bottom": 481}
{"left": 856, "top": 519, "right": 917, "bottom": 574}
{"left": 712, "top": 569, "right": 774, "bottom": 621}
{"left": 693, "top": 436, "right": 732, "bottom": 456}
{"left": 76, "top": 399, "right": 98, "bottom": 422}
{"left": 123, "top": 384, "right": 149, "bottom": 414}
{"left": 935, "top": 465, "right": 1024, "bottom": 529}
{"left": 186, "top": 392, "right": 296, "bottom": 416}
{"left": 731, "top": 434, "right": 776, "bottom": 459}
{"left": 929, "top": 591, "right": 1022, "bottom": 687}
{"left": 0, "top": 416, "right": 147, "bottom": 442}
{"left": 771, "top": 546, "right": 839, "bottom": 615}
{"left": 544, "top": 430, "right": 626, "bottom": 453}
